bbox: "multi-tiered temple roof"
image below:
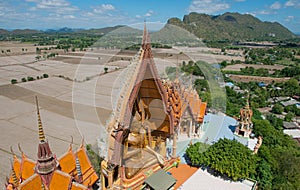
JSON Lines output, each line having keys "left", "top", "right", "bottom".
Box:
{"left": 6, "top": 97, "right": 98, "bottom": 190}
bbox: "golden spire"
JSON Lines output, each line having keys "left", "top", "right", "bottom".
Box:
{"left": 245, "top": 90, "right": 250, "bottom": 109}
{"left": 36, "top": 96, "right": 45, "bottom": 142}
{"left": 142, "top": 21, "right": 147, "bottom": 46}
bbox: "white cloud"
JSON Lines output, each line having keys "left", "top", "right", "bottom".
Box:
{"left": 101, "top": 4, "right": 115, "bottom": 11}
{"left": 285, "top": 0, "right": 300, "bottom": 7}
{"left": 63, "top": 15, "right": 75, "bottom": 19}
{"left": 285, "top": 15, "right": 295, "bottom": 21}
{"left": 144, "top": 10, "right": 154, "bottom": 17}
{"left": 93, "top": 4, "right": 115, "bottom": 14}
{"left": 258, "top": 10, "right": 271, "bottom": 15}
{"left": 26, "top": 0, "right": 78, "bottom": 13}
{"left": 189, "top": 0, "right": 230, "bottom": 14}
{"left": 235, "top": 0, "right": 246, "bottom": 2}
{"left": 270, "top": 1, "right": 282, "bottom": 10}
{"left": 26, "top": 0, "right": 69, "bottom": 8}
{"left": 285, "top": 0, "right": 295, "bottom": 6}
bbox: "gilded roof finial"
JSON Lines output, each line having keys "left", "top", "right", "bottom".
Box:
{"left": 69, "top": 136, "right": 73, "bottom": 151}
{"left": 80, "top": 137, "right": 85, "bottom": 149}
{"left": 36, "top": 96, "right": 45, "bottom": 142}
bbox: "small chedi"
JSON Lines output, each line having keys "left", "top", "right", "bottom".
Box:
{"left": 100, "top": 24, "right": 206, "bottom": 190}
{"left": 5, "top": 97, "right": 98, "bottom": 190}
{"left": 235, "top": 98, "right": 253, "bottom": 138}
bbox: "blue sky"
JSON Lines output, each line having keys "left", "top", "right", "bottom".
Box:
{"left": 0, "top": 0, "right": 300, "bottom": 33}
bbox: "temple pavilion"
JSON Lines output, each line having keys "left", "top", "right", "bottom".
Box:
{"left": 100, "top": 24, "right": 206, "bottom": 190}
{"left": 5, "top": 97, "right": 98, "bottom": 190}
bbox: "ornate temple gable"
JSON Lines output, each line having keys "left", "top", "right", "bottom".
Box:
{"left": 117, "top": 23, "right": 172, "bottom": 131}
{"left": 102, "top": 24, "right": 180, "bottom": 189}
{"left": 108, "top": 23, "right": 174, "bottom": 165}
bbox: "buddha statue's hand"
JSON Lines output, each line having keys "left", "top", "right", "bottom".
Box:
{"left": 145, "top": 145, "right": 164, "bottom": 165}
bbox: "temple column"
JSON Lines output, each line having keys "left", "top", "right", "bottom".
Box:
{"left": 108, "top": 170, "right": 113, "bottom": 189}
{"left": 172, "top": 133, "right": 177, "bottom": 158}
{"left": 191, "top": 119, "right": 194, "bottom": 137}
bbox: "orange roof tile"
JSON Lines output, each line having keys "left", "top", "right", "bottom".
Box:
{"left": 168, "top": 164, "right": 198, "bottom": 190}
{"left": 19, "top": 174, "right": 42, "bottom": 190}
{"left": 59, "top": 148, "right": 76, "bottom": 175}
{"left": 49, "top": 170, "right": 72, "bottom": 190}
{"left": 199, "top": 103, "right": 207, "bottom": 119}
{"left": 20, "top": 154, "right": 35, "bottom": 181}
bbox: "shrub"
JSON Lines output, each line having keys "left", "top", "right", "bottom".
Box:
{"left": 11, "top": 79, "right": 17, "bottom": 84}
{"left": 104, "top": 67, "right": 108, "bottom": 73}
{"left": 21, "top": 78, "right": 27, "bottom": 82}
{"left": 43, "top": 73, "right": 49, "bottom": 78}
{"left": 27, "top": 76, "right": 34, "bottom": 81}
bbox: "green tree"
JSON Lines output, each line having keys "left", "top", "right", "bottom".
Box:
{"left": 252, "top": 119, "right": 300, "bottom": 189}
{"left": 284, "top": 112, "right": 295, "bottom": 122}
{"left": 266, "top": 114, "right": 283, "bottom": 130}
{"left": 272, "top": 104, "right": 284, "bottom": 114}
{"left": 186, "top": 139, "right": 257, "bottom": 181}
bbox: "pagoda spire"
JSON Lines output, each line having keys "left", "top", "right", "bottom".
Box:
{"left": 245, "top": 90, "right": 250, "bottom": 109}
{"left": 36, "top": 96, "right": 45, "bottom": 142}
{"left": 142, "top": 21, "right": 147, "bottom": 48}
{"left": 35, "top": 96, "right": 57, "bottom": 188}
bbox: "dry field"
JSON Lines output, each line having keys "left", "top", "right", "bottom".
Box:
{"left": 223, "top": 64, "right": 286, "bottom": 72}
{"left": 229, "top": 74, "right": 290, "bottom": 84}
{"left": 0, "top": 41, "right": 58, "bottom": 56}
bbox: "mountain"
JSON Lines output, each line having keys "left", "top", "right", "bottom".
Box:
{"left": 167, "top": 12, "right": 296, "bottom": 41}
{"left": 11, "top": 29, "right": 42, "bottom": 35}
{"left": 77, "top": 25, "right": 125, "bottom": 35}
{"left": 45, "top": 27, "right": 84, "bottom": 33}
{"left": 0, "top": 29, "right": 9, "bottom": 35}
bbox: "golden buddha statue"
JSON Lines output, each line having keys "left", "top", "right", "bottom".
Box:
{"left": 122, "top": 97, "right": 165, "bottom": 179}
